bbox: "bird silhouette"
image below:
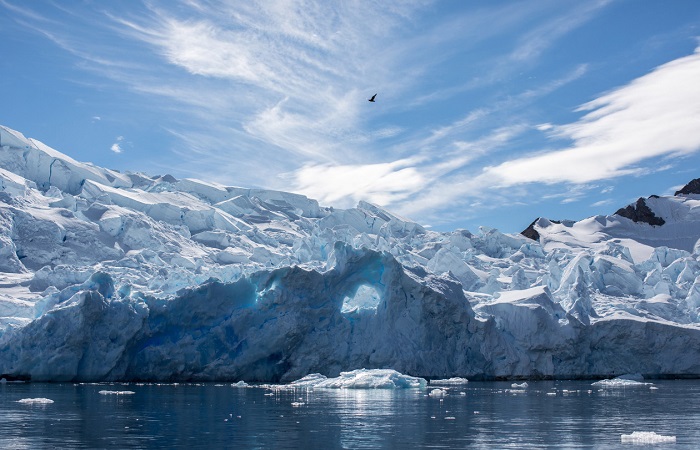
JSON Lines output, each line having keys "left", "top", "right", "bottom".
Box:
{"left": 368, "top": 93, "right": 377, "bottom": 102}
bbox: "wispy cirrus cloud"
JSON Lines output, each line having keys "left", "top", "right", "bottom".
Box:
{"left": 509, "top": 0, "right": 613, "bottom": 63}
{"left": 9, "top": 0, "right": 695, "bottom": 233}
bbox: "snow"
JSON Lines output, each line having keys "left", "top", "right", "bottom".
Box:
{"left": 620, "top": 431, "right": 676, "bottom": 444}
{"left": 2, "top": 124, "right": 700, "bottom": 382}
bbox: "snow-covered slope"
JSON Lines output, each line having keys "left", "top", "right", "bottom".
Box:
{"left": 2, "top": 124, "right": 700, "bottom": 382}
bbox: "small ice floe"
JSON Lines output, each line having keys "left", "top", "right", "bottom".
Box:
{"left": 592, "top": 374, "right": 653, "bottom": 388}
{"left": 430, "top": 377, "right": 469, "bottom": 386}
{"left": 620, "top": 431, "right": 676, "bottom": 444}
{"left": 289, "top": 369, "right": 427, "bottom": 389}
{"left": 445, "top": 416, "right": 456, "bottom": 420}
{"left": 98, "top": 390, "right": 135, "bottom": 395}
{"left": 511, "top": 382, "right": 528, "bottom": 389}
{"left": 231, "top": 381, "right": 249, "bottom": 388}
{"left": 16, "top": 398, "right": 54, "bottom": 404}
{"left": 429, "top": 389, "right": 447, "bottom": 398}
{"left": 291, "top": 402, "right": 305, "bottom": 407}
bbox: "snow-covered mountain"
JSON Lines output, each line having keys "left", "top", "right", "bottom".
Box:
{"left": 2, "top": 124, "right": 700, "bottom": 382}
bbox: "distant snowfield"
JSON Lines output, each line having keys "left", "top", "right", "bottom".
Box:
{"left": 1, "top": 124, "right": 700, "bottom": 382}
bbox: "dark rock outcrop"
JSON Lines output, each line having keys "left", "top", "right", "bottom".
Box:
{"left": 521, "top": 219, "right": 541, "bottom": 241}
{"left": 521, "top": 218, "right": 561, "bottom": 241}
{"left": 614, "top": 198, "right": 665, "bottom": 226}
{"left": 675, "top": 178, "right": 700, "bottom": 196}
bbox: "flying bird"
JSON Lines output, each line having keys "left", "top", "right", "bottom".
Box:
{"left": 368, "top": 93, "right": 377, "bottom": 102}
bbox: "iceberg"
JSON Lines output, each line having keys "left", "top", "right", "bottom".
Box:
{"left": 430, "top": 377, "right": 469, "bottom": 386}
{"left": 16, "top": 398, "right": 54, "bottom": 404}
{"left": 289, "top": 369, "right": 426, "bottom": 389}
{"left": 591, "top": 375, "right": 653, "bottom": 388}
{"left": 620, "top": 431, "right": 676, "bottom": 444}
{"left": 428, "top": 388, "right": 447, "bottom": 398}
{"left": 2, "top": 124, "right": 700, "bottom": 382}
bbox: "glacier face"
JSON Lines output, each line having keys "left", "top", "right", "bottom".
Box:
{"left": 2, "top": 124, "right": 700, "bottom": 382}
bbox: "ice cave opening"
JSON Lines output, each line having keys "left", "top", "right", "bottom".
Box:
{"left": 341, "top": 284, "right": 383, "bottom": 314}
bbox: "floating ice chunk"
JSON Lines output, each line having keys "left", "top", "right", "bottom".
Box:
{"left": 290, "top": 369, "right": 426, "bottom": 389}
{"left": 16, "top": 398, "right": 54, "bottom": 404}
{"left": 291, "top": 402, "right": 305, "bottom": 407}
{"left": 231, "top": 381, "right": 249, "bottom": 388}
{"left": 430, "top": 377, "right": 469, "bottom": 386}
{"left": 429, "top": 389, "right": 447, "bottom": 398}
{"left": 620, "top": 431, "right": 676, "bottom": 444}
{"left": 511, "top": 382, "right": 529, "bottom": 388}
{"left": 591, "top": 375, "right": 653, "bottom": 388}
{"left": 98, "top": 390, "right": 135, "bottom": 395}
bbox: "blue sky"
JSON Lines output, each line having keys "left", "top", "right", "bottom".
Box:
{"left": 2, "top": 0, "right": 700, "bottom": 233}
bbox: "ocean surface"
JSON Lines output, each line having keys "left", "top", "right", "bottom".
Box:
{"left": 1, "top": 379, "right": 698, "bottom": 449}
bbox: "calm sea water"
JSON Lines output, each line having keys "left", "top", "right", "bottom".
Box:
{"left": 1, "top": 379, "right": 699, "bottom": 449}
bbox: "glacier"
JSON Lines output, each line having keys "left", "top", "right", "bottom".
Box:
{"left": 2, "top": 124, "right": 700, "bottom": 382}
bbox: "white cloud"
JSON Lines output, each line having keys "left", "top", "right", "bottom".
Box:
{"left": 290, "top": 158, "right": 425, "bottom": 207}
{"left": 110, "top": 136, "right": 124, "bottom": 154}
{"left": 591, "top": 199, "right": 614, "bottom": 207}
{"left": 483, "top": 46, "right": 700, "bottom": 186}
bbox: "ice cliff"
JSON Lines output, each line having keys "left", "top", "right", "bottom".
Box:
{"left": 2, "top": 124, "right": 700, "bottom": 382}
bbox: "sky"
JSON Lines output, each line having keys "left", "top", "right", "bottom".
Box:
{"left": 2, "top": 0, "right": 700, "bottom": 234}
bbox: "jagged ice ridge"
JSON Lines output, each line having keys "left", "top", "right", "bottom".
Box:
{"left": 2, "top": 124, "right": 700, "bottom": 382}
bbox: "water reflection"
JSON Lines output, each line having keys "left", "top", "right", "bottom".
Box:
{"left": 1, "top": 380, "right": 700, "bottom": 448}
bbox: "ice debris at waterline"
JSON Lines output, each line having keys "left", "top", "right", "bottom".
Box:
{"left": 98, "top": 390, "right": 136, "bottom": 395}
{"left": 288, "top": 369, "right": 426, "bottom": 389}
{"left": 16, "top": 398, "right": 54, "bottom": 404}
{"left": 591, "top": 374, "right": 654, "bottom": 388}
{"left": 2, "top": 124, "right": 700, "bottom": 382}
{"left": 620, "top": 431, "right": 676, "bottom": 444}
{"left": 430, "top": 377, "right": 469, "bottom": 386}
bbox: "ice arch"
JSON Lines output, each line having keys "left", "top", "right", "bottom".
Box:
{"left": 341, "top": 284, "right": 382, "bottom": 314}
